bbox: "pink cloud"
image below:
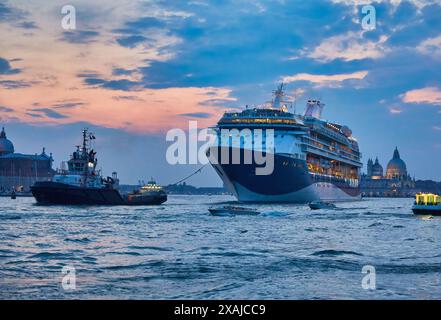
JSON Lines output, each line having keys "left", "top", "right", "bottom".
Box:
{"left": 0, "top": 86, "right": 236, "bottom": 134}
{"left": 400, "top": 87, "right": 441, "bottom": 106}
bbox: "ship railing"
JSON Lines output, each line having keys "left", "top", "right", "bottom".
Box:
{"left": 219, "top": 118, "right": 300, "bottom": 125}
{"left": 303, "top": 136, "right": 361, "bottom": 157}
{"left": 301, "top": 142, "right": 362, "bottom": 166}
{"left": 311, "top": 125, "right": 349, "bottom": 145}
{"left": 56, "top": 168, "right": 69, "bottom": 175}
{"left": 303, "top": 138, "right": 361, "bottom": 160}
{"left": 310, "top": 172, "right": 359, "bottom": 187}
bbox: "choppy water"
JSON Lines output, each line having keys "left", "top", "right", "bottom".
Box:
{"left": 1, "top": 196, "right": 441, "bottom": 299}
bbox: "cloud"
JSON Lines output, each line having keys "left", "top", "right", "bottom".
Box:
{"left": 0, "top": 80, "right": 31, "bottom": 89}
{"left": 330, "top": 0, "right": 437, "bottom": 8}
{"left": 198, "top": 99, "right": 234, "bottom": 107}
{"left": 389, "top": 107, "right": 403, "bottom": 114}
{"left": 112, "top": 95, "right": 144, "bottom": 101}
{"left": 0, "top": 57, "right": 20, "bottom": 74}
{"left": 400, "top": 87, "right": 441, "bottom": 105}
{"left": 18, "top": 21, "right": 38, "bottom": 29}
{"left": 114, "top": 16, "right": 166, "bottom": 34}
{"left": 84, "top": 77, "right": 142, "bottom": 91}
{"left": 61, "top": 30, "right": 100, "bottom": 44}
{"left": 0, "top": 2, "right": 23, "bottom": 22}
{"left": 29, "top": 108, "right": 69, "bottom": 119}
{"left": 112, "top": 67, "right": 135, "bottom": 76}
{"left": 282, "top": 71, "right": 368, "bottom": 86}
{"left": 0, "top": 106, "right": 14, "bottom": 112}
{"left": 116, "top": 35, "right": 148, "bottom": 48}
{"left": 77, "top": 70, "right": 101, "bottom": 78}
{"left": 178, "top": 112, "right": 212, "bottom": 118}
{"left": 417, "top": 35, "right": 441, "bottom": 58}
{"left": 52, "top": 101, "right": 86, "bottom": 109}
{"left": 26, "top": 112, "right": 43, "bottom": 118}
{"left": 433, "top": 126, "right": 441, "bottom": 131}
{"left": 307, "top": 31, "right": 389, "bottom": 62}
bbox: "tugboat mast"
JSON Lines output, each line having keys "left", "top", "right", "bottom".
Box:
{"left": 82, "top": 128, "right": 87, "bottom": 154}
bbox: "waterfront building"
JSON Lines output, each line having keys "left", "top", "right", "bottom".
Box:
{"left": 360, "top": 147, "right": 417, "bottom": 197}
{"left": 0, "top": 127, "right": 55, "bottom": 192}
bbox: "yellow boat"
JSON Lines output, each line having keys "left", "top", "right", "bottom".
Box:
{"left": 412, "top": 193, "right": 441, "bottom": 215}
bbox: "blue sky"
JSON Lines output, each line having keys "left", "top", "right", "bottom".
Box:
{"left": 0, "top": 0, "right": 440, "bottom": 185}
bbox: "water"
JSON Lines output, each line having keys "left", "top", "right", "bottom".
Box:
{"left": 1, "top": 196, "right": 441, "bottom": 299}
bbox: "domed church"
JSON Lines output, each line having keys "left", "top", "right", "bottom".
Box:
{"left": 386, "top": 148, "right": 408, "bottom": 179}
{"left": 0, "top": 127, "right": 55, "bottom": 193}
{"left": 361, "top": 147, "right": 417, "bottom": 197}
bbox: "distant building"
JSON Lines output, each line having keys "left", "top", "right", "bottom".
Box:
{"left": 0, "top": 127, "right": 55, "bottom": 192}
{"left": 164, "top": 182, "right": 230, "bottom": 195}
{"left": 361, "top": 147, "right": 417, "bottom": 197}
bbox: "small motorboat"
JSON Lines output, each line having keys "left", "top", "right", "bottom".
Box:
{"left": 309, "top": 201, "right": 336, "bottom": 210}
{"left": 209, "top": 205, "right": 260, "bottom": 216}
{"left": 412, "top": 193, "right": 441, "bottom": 216}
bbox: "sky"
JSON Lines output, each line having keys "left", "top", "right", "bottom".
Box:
{"left": 0, "top": 0, "right": 440, "bottom": 185}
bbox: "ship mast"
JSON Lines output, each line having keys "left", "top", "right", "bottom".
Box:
{"left": 82, "top": 128, "right": 88, "bottom": 155}
{"left": 271, "top": 83, "right": 294, "bottom": 113}
{"left": 272, "top": 83, "right": 285, "bottom": 109}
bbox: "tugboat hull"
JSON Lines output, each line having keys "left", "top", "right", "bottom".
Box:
{"left": 123, "top": 193, "right": 167, "bottom": 206}
{"left": 31, "top": 182, "right": 125, "bottom": 205}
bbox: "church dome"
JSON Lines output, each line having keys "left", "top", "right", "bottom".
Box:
{"left": 386, "top": 147, "right": 407, "bottom": 179}
{"left": 0, "top": 127, "right": 14, "bottom": 155}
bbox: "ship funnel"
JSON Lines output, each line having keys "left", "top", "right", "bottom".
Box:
{"left": 304, "top": 99, "right": 325, "bottom": 119}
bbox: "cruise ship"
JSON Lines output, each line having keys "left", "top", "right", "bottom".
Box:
{"left": 207, "top": 84, "right": 362, "bottom": 203}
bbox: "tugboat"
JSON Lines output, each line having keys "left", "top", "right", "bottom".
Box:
{"left": 30, "top": 129, "right": 167, "bottom": 206}
{"left": 412, "top": 193, "right": 441, "bottom": 216}
{"left": 123, "top": 179, "right": 167, "bottom": 205}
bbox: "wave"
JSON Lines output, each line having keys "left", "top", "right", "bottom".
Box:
{"left": 311, "top": 249, "right": 363, "bottom": 257}
{"left": 64, "top": 237, "right": 92, "bottom": 244}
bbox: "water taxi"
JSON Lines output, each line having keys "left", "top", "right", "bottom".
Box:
{"left": 208, "top": 205, "right": 260, "bottom": 216}
{"left": 309, "top": 201, "right": 337, "bottom": 210}
{"left": 412, "top": 193, "right": 441, "bottom": 216}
